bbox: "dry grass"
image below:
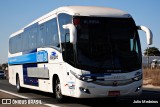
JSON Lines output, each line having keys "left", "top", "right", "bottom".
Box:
{"left": 143, "top": 68, "right": 160, "bottom": 86}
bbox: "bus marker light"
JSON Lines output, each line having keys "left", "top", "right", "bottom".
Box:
{"left": 79, "top": 87, "right": 90, "bottom": 94}
{"left": 73, "top": 18, "right": 80, "bottom": 25}
{"left": 135, "top": 86, "right": 142, "bottom": 92}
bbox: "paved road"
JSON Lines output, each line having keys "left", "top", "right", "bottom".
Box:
{"left": 0, "top": 79, "right": 160, "bottom": 107}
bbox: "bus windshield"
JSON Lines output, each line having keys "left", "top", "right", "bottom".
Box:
{"left": 75, "top": 17, "right": 142, "bottom": 73}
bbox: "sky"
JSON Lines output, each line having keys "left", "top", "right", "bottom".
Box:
{"left": 0, "top": 0, "right": 160, "bottom": 64}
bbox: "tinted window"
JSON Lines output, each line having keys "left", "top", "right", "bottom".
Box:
{"left": 9, "top": 34, "right": 22, "bottom": 54}
{"left": 22, "top": 31, "right": 29, "bottom": 51}
{"left": 38, "top": 24, "right": 46, "bottom": 47}
{"left": 76, "top": 17, "right": 141, "bottom": 72}
{"left": 45, "top": 18, "right": 60, "bottom": 47}
{"left": 38, "top": 18, "right": 59, "bottom": 48}
{"left": 58, "top": 13, "right": 72, "bottom": 43}
{"left": 58, "top": 13, "right": 75, "bottom": 65}
{"left": 28, "top": 26, "right": 38, "bottom": 49}
{"left": 9, "top": 18, "right": 60, "bottom": 54}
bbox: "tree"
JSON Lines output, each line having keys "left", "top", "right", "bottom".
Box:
{"left": 1, "top": 63, "right": 8, "bottom": 70}
{"left": 144, "top": 47, "right": 160, "bottom": 56}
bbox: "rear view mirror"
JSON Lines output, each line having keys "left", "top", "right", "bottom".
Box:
{"left": 63, "top": 24, "right": 77, "bottom": 44}
{"left": 137, "top": 26, "right": 153, "bottom": 45}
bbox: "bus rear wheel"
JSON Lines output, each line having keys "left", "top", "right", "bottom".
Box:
{"left": 16, "top": 74, "right": 23, "bottom": 92}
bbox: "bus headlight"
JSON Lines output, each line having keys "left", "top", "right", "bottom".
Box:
{"left": 132, "top": 74, "right": 142, "bottom": 81}
{"left": 70, "top": 70, "right": 95, "bottom": 82}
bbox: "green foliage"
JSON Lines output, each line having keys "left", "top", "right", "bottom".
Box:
{"left": 144, "top": 47, "right": 160, "bottom": 56}
{"left": 0, "top": 63, "right": 8, "bottom": 70}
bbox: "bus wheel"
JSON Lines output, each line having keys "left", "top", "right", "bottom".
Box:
{"left": 54, "top": 78, "right": 64, "bottom": 102}
{"left": 16, "top": 74, "right": 23, "bottom": 92}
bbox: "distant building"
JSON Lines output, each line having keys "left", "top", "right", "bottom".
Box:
{"left": 142, "top": 56, "right": 160, "bottom": 68}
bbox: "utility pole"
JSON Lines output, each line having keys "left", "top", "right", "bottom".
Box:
{"left": 147, "top": 46, "right": 149, "bottom": 69}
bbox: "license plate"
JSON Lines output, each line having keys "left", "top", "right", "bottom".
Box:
{"left": 108, "top": 91, "right": 120, "bottom": 96}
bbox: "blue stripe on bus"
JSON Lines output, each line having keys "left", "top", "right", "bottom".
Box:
{"left": 8, "top": 49, "right": 48, "bottom": 86}
{"left": 8, "top": 51, "right": 48, "bottom": 65}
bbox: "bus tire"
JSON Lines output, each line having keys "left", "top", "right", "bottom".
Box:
{"left": 16, "top": 74, "right": 23, "bottom": 92}
{"left": 54, "top": 77, "right": 65, "bottom": 103}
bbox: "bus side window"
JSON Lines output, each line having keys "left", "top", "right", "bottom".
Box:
{"left": 38, "top": 18, "right": 60, "bottom": 49}
{"left": 45, "top": 18, "right": 60, "bottom": 48}
{"left": 22, "top": 32, "right": 29, "bottom": 52}
{"left": 58, "top": 13, "right": 75, "bottom": 66}
{"left": 37, "top": 24, "right": 46, "bottom": 47}
{"left": 29, "top": 26, "right": 38, "bottom": 50}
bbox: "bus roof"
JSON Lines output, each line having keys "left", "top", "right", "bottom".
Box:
{"left": 10, "top": 6, "right": 131, "bottom": 38}
{"left": 58, "top": 6, "right": 131, "bottom": 17}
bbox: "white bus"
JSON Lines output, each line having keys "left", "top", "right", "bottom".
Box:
{"left": 8, "top": 6, "right": 153, "bottom": 102}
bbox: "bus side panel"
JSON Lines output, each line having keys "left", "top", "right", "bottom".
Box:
{"left": 36, "top": 48, "right": 65, "bottom": 93}
{"left": 37, "top": 63, "right": 61, "bottom": 92}
{"left": 9, "top": 65, "right": 23, "bottom": 86}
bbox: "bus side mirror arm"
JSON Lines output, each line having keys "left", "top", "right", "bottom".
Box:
{"left": 137, "top": 25, "right": 153, "bottom": 45}
{"left": 63, "top": 24, "right": 77, "bottom": 44}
